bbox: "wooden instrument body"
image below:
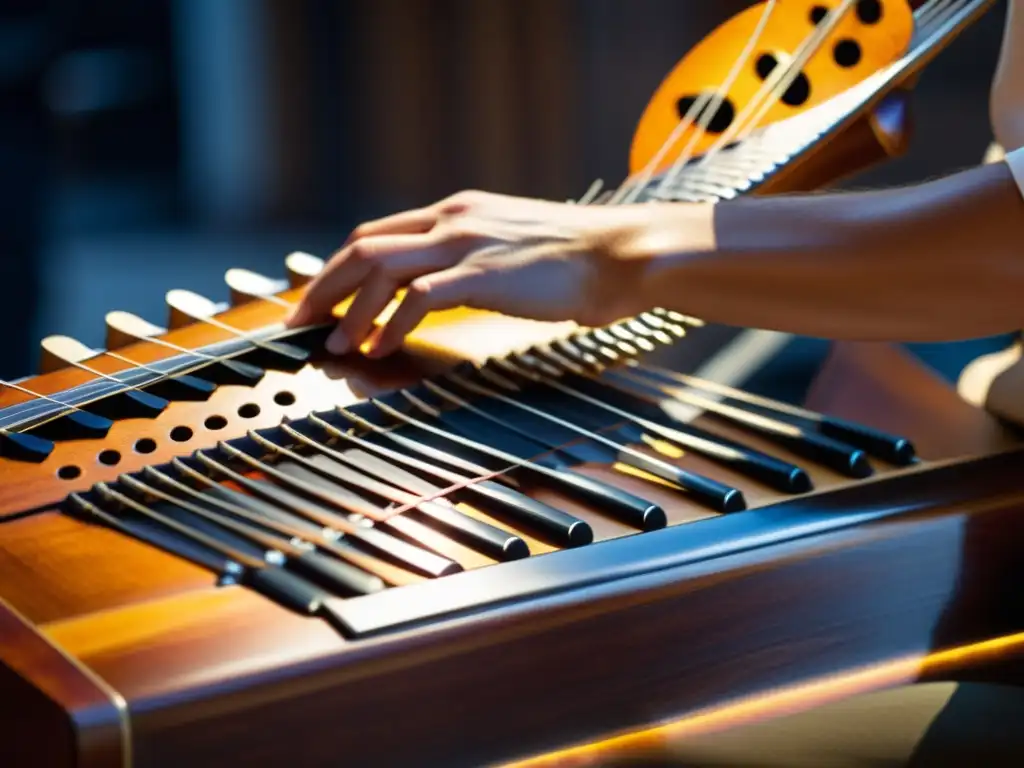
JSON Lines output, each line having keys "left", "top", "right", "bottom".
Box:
{"left": 0, "top": 3, "right": 1007, "bottom": 765}
{"left": 630, "top": 0, "right": 914, "bottom": 173}
{"left": 4, "top": 332, "right": 1024, "bottom": 768}
{"left": 0, "top": 81, "right": 992, "bottom": 768}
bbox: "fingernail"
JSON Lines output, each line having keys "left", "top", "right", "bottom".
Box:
{"left": 326, "top": 326, "right": 349, "bottom": 354}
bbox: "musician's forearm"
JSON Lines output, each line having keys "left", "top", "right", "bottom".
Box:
{"left": 637, "top": 162, "right": 1024, "bottom": 341}
{"left": 991, "top": 0, "right": 1024, "bottom": 150}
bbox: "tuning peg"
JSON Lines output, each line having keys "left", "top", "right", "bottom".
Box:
{"left": 225, "top": 268, "right": 289, "bottom": 305}
{"left": 107, "top": 310, "right": 266, "bottom": 388}
{"left": 226, "top": 267, "right": 288, "bottom": 306}
{"left": 167, "top": 289, "right": 222, "bottom": 329}
{"left": 106, "top": 310, "right": 166, "bottom": 350}
{"left": 40, "top": 334, "right": 168, "bottom": 420}
{"left": 40, "top": 334, "right": 96, "bottom": 373}
{"left": 167, "top": 288, "right": 308, "bottom": 370}
{"left": 285, "top": 252, "right": 325, "bottom": 287}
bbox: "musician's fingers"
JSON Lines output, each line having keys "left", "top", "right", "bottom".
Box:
{"left": 365, "top": 267, "right": 486, "bottom": 357}
{"left": 342, "top": 207, "right": 437, "bottom": 245}
{"left": 326, "top": 271, "right": 400, "bottom": 354}
{"left": 287, "top": 231, "right": 461, "bottom": 326}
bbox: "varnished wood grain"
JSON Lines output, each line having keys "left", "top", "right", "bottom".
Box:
{"left": 0, "top": 511, "right": 214, "bottom": 625}
{"left": 41, "top": 477, "right": 1024, "bottom": 767}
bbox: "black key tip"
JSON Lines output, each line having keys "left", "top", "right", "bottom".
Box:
{"left": 891, "top": 438, "right": 916, "bottom": 465}
{"left": 641, "top": 503, "right": 667, "bottom": 531}
{"left": 721, "top": 488, "right": 747, "bottom": 514}
{"left": 848, "top": 450, "right": 873, "bottom": 479}
{"left": 567, "top": 520, "right": 594, "bottom": 547}
{"left": 503, "top": 537, "right": 531, "bottom": 560}
{"left": 788, "top": 467, "right": 813, "bottom": 494}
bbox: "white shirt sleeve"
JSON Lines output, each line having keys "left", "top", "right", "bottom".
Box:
{"left": 1006, "top": 144, "right": 1024, "bottom": 197}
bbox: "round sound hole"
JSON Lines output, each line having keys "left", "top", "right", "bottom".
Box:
{"left": 809, "top": 5, "right": 829, "bottom": 24}
{"left": 58, "top": 465, "right": 81, "bottom": 480}
{"left": 134, "top": 438, "right": 157, "bottom": 454}
{"left": 675, "top": 93, "right": 735, "bottom": 134}
{"left": 753, "top": 54, "right": 810, "bottom": 107}
{"left": 834, "top": 39, "right": 862, "bottom": 68}
{"left": 238, "top": 403, "right": 261, "bottom": 419}
{"left": 170, "top": 425, "right": 194, "bottom": 442}
{"left": 857, "top": 0, "right": 882, "bottom": 24}
{"left": 274, "top": 391, "right": 296, "bottom": 406}
{"left": 780, "top": 72, "right": 811, "bottom": 107}
{"left": 98, "top": 449, "right": 121, "bottom": 466}
{"left": 755, "top": 53, "right": 777, "bottom": 80}
{"left": 205, "top": 415, "right": 228, "bottom": 431}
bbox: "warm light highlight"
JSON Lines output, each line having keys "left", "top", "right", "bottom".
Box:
{"left": 503, "top": 631, "right": 1024, "bottom": 767}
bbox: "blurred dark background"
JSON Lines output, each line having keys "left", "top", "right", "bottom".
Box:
{"left": 0, "top": 0, "right": 1011, "bottom": 388}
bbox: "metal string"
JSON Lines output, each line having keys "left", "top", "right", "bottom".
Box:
{"left": 608, "top": 0, "right": 780, "bottom": 205}
{"left": 685, "top": 0, "right": 859, "bottom": 174}
{"left": 611, "top": 0, "right": 857, "bottom": 204}
{"left": 0, "top": 322, "right": 320, "bottom": 432}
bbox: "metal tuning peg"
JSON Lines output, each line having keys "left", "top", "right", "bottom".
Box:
{"left": 285, "top": 251, "right": 325, "bottom": 288}
{"left": 166, "top": 289, "right": 225, "bottom": 329}
{"left": 225, "top": 267, "right": 288, "bottom": 306}
{"left": 106, "top": 310, "right": 166, "bottom": 350}
{"left": 224, "top": 268, "right": 290, "bottom": 306}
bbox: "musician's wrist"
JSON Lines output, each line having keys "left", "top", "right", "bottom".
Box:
{"left": 580, "top": 202, "right": 719, "bottom": 321}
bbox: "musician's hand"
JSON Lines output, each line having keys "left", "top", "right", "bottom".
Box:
{"left": 285, "top": 190, "right": 685, "bottom": 357}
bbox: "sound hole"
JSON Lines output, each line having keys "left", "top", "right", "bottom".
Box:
{"left": 58, "top": 465, "right": 81, "bottom": 480}
{"left": 753, "top": 54, "right": 811, "bottom": 107}
{"left": 134, "top": 438, "right": 156, "bottom": 454}
{"left": 755, "top": 53, "right": 777, "bottom": 80}
{"left": 834, "top": 39, "right": 862, "bottom": 68}
{"left": 809, "top": 5, "right": 829, "bottom": 24}
{"left": 274, "top": 391, "right": 296, "bottom": 406}
{"left": 675, "top": 93, "right": 734, "bottom": 134}
{"left": 205, "top": 415, "right": 227, "bottom": 431}
{"left": 98, "top": 449, "right": 121, "bottom": 466}
{"left": 238, "top": 403, "right": 261, "bottom": 419}
{"left": 170, "top": 426, "right": 193, "bottom": 442}
{"left": 857, "top": 0, "right": 882, "bottom": 24}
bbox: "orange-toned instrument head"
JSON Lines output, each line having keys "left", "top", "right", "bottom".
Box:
{"left": 629, "top": 0, "right": 914, "bottom": 175}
